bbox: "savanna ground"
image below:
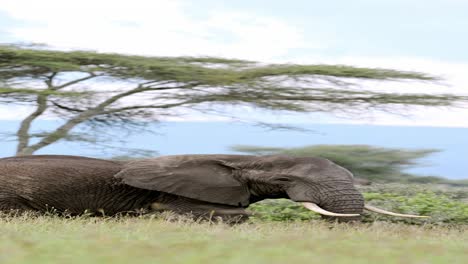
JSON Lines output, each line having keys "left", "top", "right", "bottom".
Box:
{"left": 1, "top": 184, "right": 467, "bottom": 264}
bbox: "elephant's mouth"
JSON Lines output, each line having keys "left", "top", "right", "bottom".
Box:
{"left": 300, "top": 202, "right": 429, "bottom": 218}
{"left": 302, "top": 202, "right": 359, "bottom": 217}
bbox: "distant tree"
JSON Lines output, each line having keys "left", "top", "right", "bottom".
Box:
{"left": 231, "top": 145, "right": 447, "bottom": 183}
{"left": 1, "top": 44, "right": 466, "bottom": 156}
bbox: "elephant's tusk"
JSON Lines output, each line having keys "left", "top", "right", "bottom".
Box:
{"left": 364, "top": 204, "right": 429, "bottom": 218}
{"left": 301, "top": 202, "right": 360, "bottom": 217}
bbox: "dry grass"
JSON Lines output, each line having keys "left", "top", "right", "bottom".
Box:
{"left": 0, "top": 214, "right": 466, "bottom": 264}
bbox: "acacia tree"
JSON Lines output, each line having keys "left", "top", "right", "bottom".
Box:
{"left": 1, "top": 44, "right": 466, "bottom": 156}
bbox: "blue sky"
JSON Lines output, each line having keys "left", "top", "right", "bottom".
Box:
{"left": 2, "top": 1, "right": 467, "bottom": 61}
{"left": 185, "top": 0, "right": 468, "bottom": 62}
{"left": 0, "top": 121, "right": 467, "bottom": 179}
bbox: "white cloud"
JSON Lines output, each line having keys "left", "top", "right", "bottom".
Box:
{"left": 0, "top": 105, "right": 45, "bottom": 120}
{"left": 0, "top": 0, "right": 308, "bottom": 61}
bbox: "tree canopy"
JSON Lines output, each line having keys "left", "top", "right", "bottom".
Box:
{"left": 1, "top": 44, "right": 466, "bottom": 155}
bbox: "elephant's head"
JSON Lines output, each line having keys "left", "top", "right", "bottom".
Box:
{"left": 115, "top": 154, "right": 427, "bottom": 220}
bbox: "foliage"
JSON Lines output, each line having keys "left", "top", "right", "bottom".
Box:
{"left": 249, "top": 199, "right": 321, "bottom": 221}
{"left": 362, "top": 192, "right": 468, "bottom": 224}
{"left": 2, "top": 44, "right": 467, "bottom": 156}
{"left": 249, "top": 184, "right": 468, "bottom": 225}
{"left": 358, "top": 183, "right": 468, "bottom": 203}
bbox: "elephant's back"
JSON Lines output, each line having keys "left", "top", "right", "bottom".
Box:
{"left": 0, "top": 155, "right": 122, "bottom": 191}
{"left": 0, "top": 154, "right": 121, "bottom": 174}
{"left": 0, "top": 155, "right": 131, "bottom": 213}
{"left": 0, "top": 154, "right": 118, "bottom": 165}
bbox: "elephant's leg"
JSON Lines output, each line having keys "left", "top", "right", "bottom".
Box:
{"left": 150, "top": 195, "right": 251, "bottom": 223}
{"left": 0, "top": 196, "right": 37, "bottom": 215}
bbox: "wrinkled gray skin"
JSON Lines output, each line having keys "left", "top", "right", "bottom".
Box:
{"left": 0, "top": 155, "right": 364, "bottom": 221}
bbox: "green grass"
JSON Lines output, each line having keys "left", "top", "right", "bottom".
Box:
{"left": 0, "top": 215, "right": 466, "bottom": 264}
{"left": 1, "top": 183, "right": 467, "bottom": 264}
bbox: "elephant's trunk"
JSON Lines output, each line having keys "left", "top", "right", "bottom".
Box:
{"left": 285, "top": 182, "right": 365, "bottom": 220}
{"left": 315, "top": 189, "right": 365, "bottom": 221}
{"left": 301, "top": 192, "right": 430, "bottom": 219}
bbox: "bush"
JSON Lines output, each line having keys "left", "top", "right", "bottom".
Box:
{"left": 362, "top": 192, "right": 468, "bottom": 224}
{"left": 249, "top": 199, "right": 321, "bottom": 222}
{"left": 249, "top": 186, "right": 468, "bottom": 225}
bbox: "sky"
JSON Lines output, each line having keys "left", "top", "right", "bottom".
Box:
{"left": 0, "top": 0, "right": 467, "bottom": 126}
{"left": 0, "top": 121, "right": 467, "bottom": 179}
{"left": 0, "top": 1, "right": 467, "bottom": 178}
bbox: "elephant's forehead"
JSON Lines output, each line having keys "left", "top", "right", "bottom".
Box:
{"left": 285, "top": 161, "right": 354, "bottom": 181}
{"left": 279, "top": 156, "right": 333, "bottom": 171}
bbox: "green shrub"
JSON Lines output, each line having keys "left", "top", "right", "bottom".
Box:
{"left": 249, "top": 199, "right": 321, "bottom": 222}
{"left": 249, "top": 190, "right": 468, "bottom": 225}
{"left": 363, "top": 192, "right": 468, "bottom": 224}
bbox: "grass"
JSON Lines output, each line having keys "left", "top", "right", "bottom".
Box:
{"left": 1, "top": 183, "right": 467, "bottom": 264}
{"left": 0, "top": 214, "right": 467, "bottom": 264}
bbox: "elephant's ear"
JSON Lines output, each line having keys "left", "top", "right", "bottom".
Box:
{"left": 114, "top": 157, "right": 250, "bottom": 206}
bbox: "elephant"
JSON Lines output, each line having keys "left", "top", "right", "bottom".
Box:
{"left": 0, "top": 154, "right": 427, "bottom": 221}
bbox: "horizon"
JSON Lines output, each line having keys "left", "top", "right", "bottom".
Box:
{"left": 0, "top": 120, "right": 466, "bottom": 180}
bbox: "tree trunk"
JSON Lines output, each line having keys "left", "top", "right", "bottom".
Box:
{"left": 16, "top": 94, "right": 48, "bottom": 156}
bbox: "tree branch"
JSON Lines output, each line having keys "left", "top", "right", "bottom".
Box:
{"left": 16, "top": 109, "right": 99, "bottom": 155}
{"left": 51, "top": 101, "right": 85, "bottom": 112}
{"left": 53, "top": 73, "right": 97, "bottom": 90}
{"left": 16, "top": 72, "right": 96, "bottom": 155}
{"left": 44, "top": 72, "right": 58, "bottom": 88}
{"left": 16, "top": 83, "right": 197, "bottom": 154}
{"left": 16, "top": 94, "right": 48, "bottom": 155}
{"left": 95, "top": 83, "right": 198, "bottom": 109}
{"left": 99, "top": 101, "right": 196, "bottom": 115}
{"left": 140, "top": 80, "right": 175, "bottom": 87}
